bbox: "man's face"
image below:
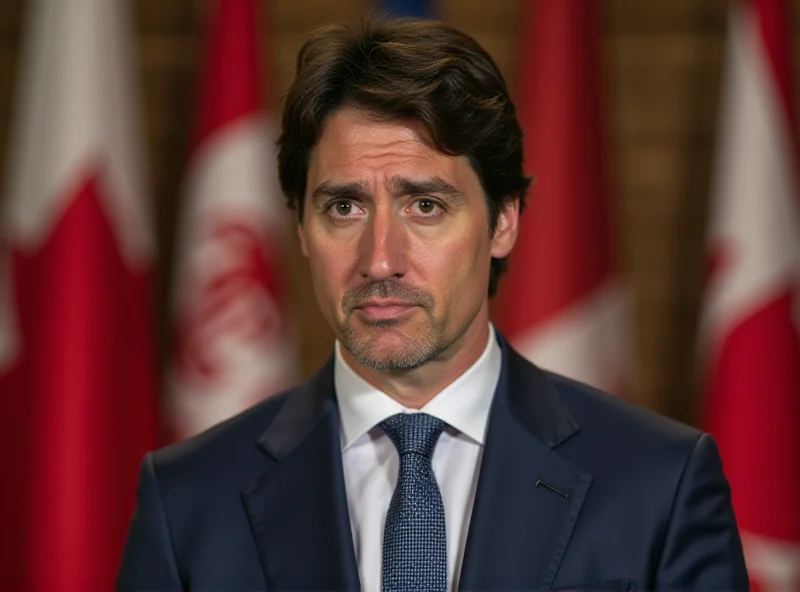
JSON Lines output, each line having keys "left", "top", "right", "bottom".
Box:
{"left": 299, "top": 107, "right": 518, "bottom": 371}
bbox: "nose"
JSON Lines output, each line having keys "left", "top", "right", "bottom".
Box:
{"left": 358, "top": 202, "right": 408, "bottom": 281}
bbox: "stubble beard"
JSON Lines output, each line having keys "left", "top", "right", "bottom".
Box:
{"left": 337, "top": 280, "right": 449, "bottom": 370}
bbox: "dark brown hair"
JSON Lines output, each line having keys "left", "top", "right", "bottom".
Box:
{"left": 277, "top": 16, "right": 531, "bottom": 296}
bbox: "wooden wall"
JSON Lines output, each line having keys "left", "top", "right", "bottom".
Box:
{"left": 0, "top": 0, "right": 793, "bottom": 424}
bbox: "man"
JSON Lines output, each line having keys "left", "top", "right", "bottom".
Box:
{"left": 118, "top": 17, "right": 748, "bottom": 591}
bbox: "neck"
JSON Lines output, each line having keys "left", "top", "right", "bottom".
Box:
{"left": 341, "top": 312, "right": 491, "bottom": 409}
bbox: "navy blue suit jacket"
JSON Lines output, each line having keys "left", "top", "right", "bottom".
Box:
{"left": 118, "top": 338, "right": 748, "bottom": 591}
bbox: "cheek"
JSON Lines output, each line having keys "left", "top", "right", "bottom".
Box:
{"left": 305, "top": 235, "right": 354, "bottom": 309}
{"left": 415, "top": 229, "right": 490, "bottom": 304}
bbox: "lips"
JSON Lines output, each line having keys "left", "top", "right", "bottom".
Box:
{"left": 354, "top": 300, "right": 417, "bottom": 321}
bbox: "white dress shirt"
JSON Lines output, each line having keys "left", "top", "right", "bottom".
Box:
{"left": 335, "top": 326, "right": 502, "bottom": 592}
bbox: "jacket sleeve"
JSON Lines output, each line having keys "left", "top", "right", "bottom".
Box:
{"left": 117, "top": 452, "right": 184, "bottom": 591}
{"left": 655, "top": 433, "right": 749, "bottom": 590}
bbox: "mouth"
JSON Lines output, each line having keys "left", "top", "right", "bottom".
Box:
{"left": 353, "top": 300, "right": 418, "bottom": 321}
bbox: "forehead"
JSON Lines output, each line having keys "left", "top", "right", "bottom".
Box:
{"left": 308, "top": 107, "right": 469, "bottom": 181}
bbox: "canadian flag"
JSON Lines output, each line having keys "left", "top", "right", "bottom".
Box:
{"left": 0, "top": 0, "right": 158, "bottom": 588}
{"left": 495, "top": 0, "right": 627, "bottom": 393}
{"left": 168, "top": 0, "right": 296, "bottom": 440}
{"left": 701, "top": 0, "right": 800, "bottom": 590}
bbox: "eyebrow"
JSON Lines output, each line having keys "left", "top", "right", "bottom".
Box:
{"left": 387, "top": 176, "right": 465, "bottom": 201}
{"left": 310, "top": 176, "right": 465, "bottom": 207}
{"left": 311, "top": 181, "right": 371, "bottom": 204}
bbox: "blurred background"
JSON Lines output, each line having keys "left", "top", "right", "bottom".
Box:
{"left": 0, "top": 0, "right": 755, "bottom": 419}
{"left": 0, "top": 0, "right": 797, "bottom": 590}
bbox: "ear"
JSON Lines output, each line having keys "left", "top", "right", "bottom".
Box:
{"left": 490, "top": 198, "right": 519, "bottom": 259}
{"left": 297, "top": 221, "right": 309, "bottom": 257}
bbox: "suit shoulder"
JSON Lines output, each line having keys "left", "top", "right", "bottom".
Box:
{"left": 545, "top": 371, "right": 703, "bottom": 456}
{"left": 150, "top": 388, "right": 291, "bottom": 482}
{"left": 147, "top": 358, "right": 335, "bottom": 498}
{"left": 536, "top": 371, "right": 718, "bottom": 513}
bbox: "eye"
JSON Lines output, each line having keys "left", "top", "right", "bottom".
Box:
{"left": 410, "top": 198, "right": 443, "bottom": 217}
{"left": 327, "top": 200, "right": 363, "bottom": 220}
{"left": 335, "top": 202, "right": 353, "bottom": 216}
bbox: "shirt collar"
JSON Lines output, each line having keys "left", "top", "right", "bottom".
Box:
{"left": 334, "top": 325, "right": 502, "bottom": 451}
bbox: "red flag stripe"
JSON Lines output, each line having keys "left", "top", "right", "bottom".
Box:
{"left": 0, "top": 174, "right": 157, "bottom": 588}
{"left": 0, "top": 1, "right": 158, "bottom": 586}
{"left": 194, "top": 0, "right": 262, "bottom": 149}
{"left": 500, "top": 0, "right": 613, "bottom": 328}
{"left": 705, "top": 290, "right": 800, "bottom": 542}
{"left": 702, "top": 1, "right": 800, "bottom": 588}
{"left": 494, "top": 0, "right": 625, "bottom": 393}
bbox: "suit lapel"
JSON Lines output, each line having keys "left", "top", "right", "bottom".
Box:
{"left": 459, "top": 341, "right": 592, "bottom": 591}
{"left": 241, "top": 359, "right": 360, "bottom": 591}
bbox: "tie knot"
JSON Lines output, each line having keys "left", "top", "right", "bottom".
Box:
{"left": 380, "top": 413, "right": 446, "bottom": 459}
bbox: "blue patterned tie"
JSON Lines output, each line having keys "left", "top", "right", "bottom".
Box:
{"left": 379, "top": 413, "right": 447, "bottom": 592}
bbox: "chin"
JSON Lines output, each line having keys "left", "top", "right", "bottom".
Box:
{"left": 341, "top": 323, "right": 442, "bottom": 371}
{"left": 350, "top": 346, "right": 430, "bottom": 371}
